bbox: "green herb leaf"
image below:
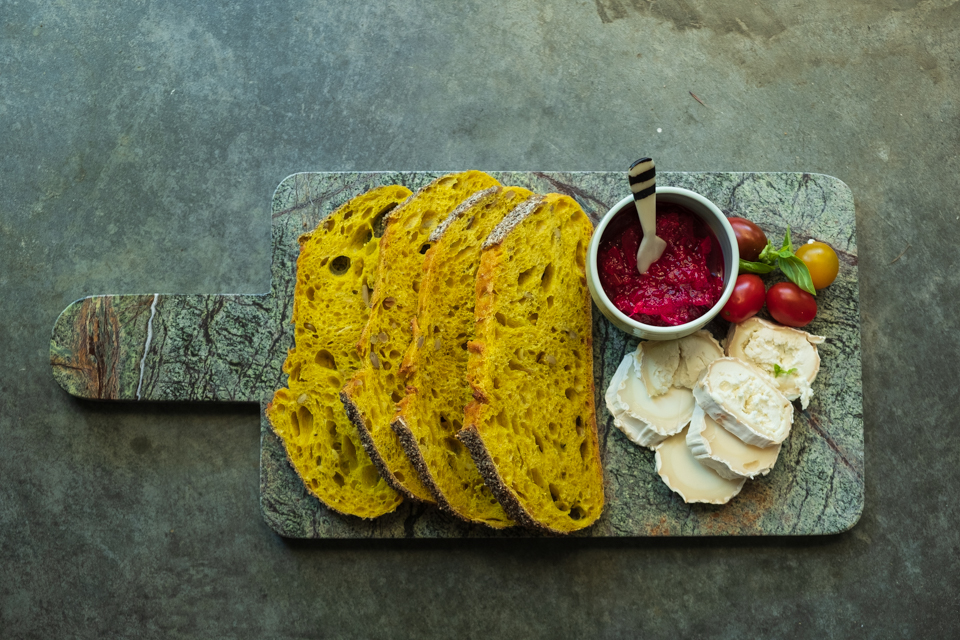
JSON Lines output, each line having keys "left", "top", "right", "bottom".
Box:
{"left": 742, "top": 225, "right": 817, "bottom": 295}
{"left": 773, "top": 364, "right": 798, "bottom": 377}
{"left": 781, "top": 225, "right": 794, "bottom": 253}
{"left": 778, "top": 255, "right": 817, "bottom": 296}
{"left": 739, "top": 259, "right": 776, "bottom": 274}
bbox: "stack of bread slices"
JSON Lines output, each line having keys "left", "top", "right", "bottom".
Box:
{"left": 267, "top": 171, "right": 606, "bottom": 534}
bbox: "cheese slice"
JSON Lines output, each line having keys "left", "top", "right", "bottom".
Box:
{"left": 639, "top": 331, "right": 723, "bottom": 395}
{"left": 725, "top": 317, "right": 824, "bottom": 409}
{"left": 655, "top": 426, "right": 745, "bottom": 504}
{"left": 639, "top": 340, "right": 680, "bottom": 397}
{"left": 675, "top": 331, "right": 724, "bottom": 389}
{"left": 607, "top": 350, "right": 693, "bottom": 449}
{"left": 603, "top": 350, "right": 632, "bottom": 421}
{"left": 686, "top": 404, "right": 781, "bottom": 480}
{"left": 693, "top": 357, "right": 794, "bottom": 448}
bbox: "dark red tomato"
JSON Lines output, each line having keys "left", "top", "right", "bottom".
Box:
{"left": 720, "top": 274, "right": 766, "bottom": 323}
{"left": 728, "top": 217, "right": 768, "bottom": 262}
{"left": 766, "top": 282, "right": 817, "bottom": 327}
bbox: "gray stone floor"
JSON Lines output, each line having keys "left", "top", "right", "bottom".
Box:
{"left": 1, "top": 1, "right": 957, "bottom": 638}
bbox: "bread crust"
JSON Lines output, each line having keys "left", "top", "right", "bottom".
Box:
{"left": 389, "top": 416, "right": 459, "bottom": 514}
{"left": 481, "top": 195, "right": 545, "bottom": 249}
{"left": 456, "top": 421, "right": 546, "bottom": 533}
{"left": 428, "top": 186, "right": 500, "bottom": 244}
{"left": 339, "top": 384, "right": 425, "bottom": 502}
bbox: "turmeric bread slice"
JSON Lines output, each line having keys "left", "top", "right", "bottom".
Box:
{"left": 341, "top": 171, "right": 501, "bottom": 502}
{"left": 266, "top": 185, "right": 411, "bottom": 519}
{"left": 458, "top": 194, "right": 605, "bottom": 534}
{"left": 391, "top": 185, "right": 533, "bottom": 529}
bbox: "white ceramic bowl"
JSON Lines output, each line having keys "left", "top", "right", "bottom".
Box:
{"left": 586, "top": 186, "right": 739, "bottom": 341}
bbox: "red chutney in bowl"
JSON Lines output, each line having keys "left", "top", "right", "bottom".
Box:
{"left": 597, "top": 202, "right": 724, "bottom": 327}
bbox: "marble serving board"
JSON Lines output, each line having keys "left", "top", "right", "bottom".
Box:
{"left": 50, "top": 171, "right": 863, "bottom": 538}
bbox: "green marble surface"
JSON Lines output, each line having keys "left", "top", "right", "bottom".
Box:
{"left": 50, "top": 171, "right": 862, "bottom": 537}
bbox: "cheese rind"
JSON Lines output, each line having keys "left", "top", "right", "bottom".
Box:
{"left": 686, "top": 404, "right": 781, "bottom": 480}
{"left": 725, "top": 317, "right": 824, "bottom": 409}
{"left": 655, "top": 426, "right": 745, "bottom": 504}
{"left": 693, "top": 357, "right": 794, "bottom": 448}
{"left": 607, "top": 350, "right": 693, "bottom": 449}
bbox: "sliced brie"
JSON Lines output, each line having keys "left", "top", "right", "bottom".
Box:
{"left": 655, "top": 426, "right": 745, "bottom": 504}
{"left": 725, "top": 317, "right": 825, "bottom": 409}
{"left": 693, "top": 357, "right": 794, "bottom": 448}
{"left": 606, "top": 350, "right": 694, "bottom": 449}
{"left": 675, "top": 330, "right": 724, "bottom": 389}
{"left": 686, "top": 404, "right": 781, "bottom": 480}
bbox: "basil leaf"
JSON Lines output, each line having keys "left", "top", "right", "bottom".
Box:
{"left": 782, "top": 225, "right": 793, "bottom": 253}
{"left": 773, "top": 364, "right": 798, "bottom": 378}
{"left": 778, "top": 255, "right": 817, "bottom": 296}
{"left": 739, "top": 259, "right": 776, "bottom": 274}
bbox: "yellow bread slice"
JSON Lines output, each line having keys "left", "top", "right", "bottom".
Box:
{"left": 391, "top": 185, "right": 533, "bottom": 529}
{"left": 341, "top": 171, "right": 501, "bottom": 502}
{"left": 458, "top": 194, "right": 605, "bottom": 534}
{"left": 266, "top": 185, "right": 411, "bottom": 518}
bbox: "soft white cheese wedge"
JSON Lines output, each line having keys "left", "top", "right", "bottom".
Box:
{"left": 655, "top": 426, "right": 745, "bottom": 504}
{"left": 675, "top": 331, "right": 724, "bottom": 389}
{"left": 693, "top": 357, "right": 794, "bottom": 448}
{"left": 725, "top": 317, "right": 825, "bottom": 409}
{"left": 639, "top": 340, "right": 680, "bottom": 397}
{"left": 606, "top": 350, "right": 694, "bottom": 449}
{"left": 686, "top": 404, "right": 781, "bottom": 480}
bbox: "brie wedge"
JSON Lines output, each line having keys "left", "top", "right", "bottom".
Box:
{"left": 686, "top": 404, "right": 781, "bottom": 480}
{"left": 693, "top": 357, "right": 794, "bottom": 448}
{"left": 655, "top": 426, "right": 745, "bottom": 504}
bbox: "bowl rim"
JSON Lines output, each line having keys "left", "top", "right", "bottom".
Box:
{"left": 587, "top": 186, "right": 740, "bottom": 337}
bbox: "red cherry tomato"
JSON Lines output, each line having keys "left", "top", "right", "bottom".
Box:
{"left": 721, "top": 274, "right": 766, "bottom": 323}
{"left": 766, "top": 282, "right": 817, "bottom": 327}
{"left": 728, "top": 217, "right": 768, "bottom": 262}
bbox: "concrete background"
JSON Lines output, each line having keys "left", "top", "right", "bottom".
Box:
{"left": 2, "top": 0, "right": 957, "bottom": 637}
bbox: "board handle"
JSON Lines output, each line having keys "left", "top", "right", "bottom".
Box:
{"left": 50, "top": 293, "right": 288, "bottom": 402}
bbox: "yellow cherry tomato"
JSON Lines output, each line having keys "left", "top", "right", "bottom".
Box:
{"left": 796, "top": 241, "right": 839, "bottom": 289}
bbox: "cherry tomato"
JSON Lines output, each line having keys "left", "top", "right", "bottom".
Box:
{"left": 728, "top": 217, "right": 768, "bottom": 262}
{"left": 795, "top": 241, "right": 839, "bottom": 289}
{"left": 721, "top": 274, "right": 766, "bottom": 323}
{"left": 766, "top": 282, "right": 817, "bottom": 327}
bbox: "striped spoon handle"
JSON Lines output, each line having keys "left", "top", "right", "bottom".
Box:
{"left": 628, "top": 158, "right": 666, "bottom": 273}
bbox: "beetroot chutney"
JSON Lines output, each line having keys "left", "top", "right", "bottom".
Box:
{"left": 597, "top": 202, "right": 724, "bottom": 327}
